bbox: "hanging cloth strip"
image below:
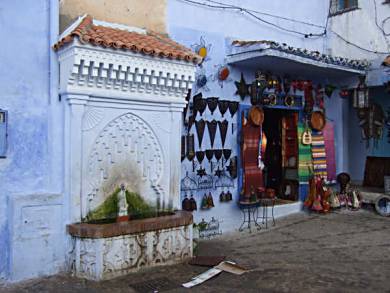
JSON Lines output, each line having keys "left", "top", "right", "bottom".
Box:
{"left": 323, "top": 121, "right": 336, "bottom": 183}
{"left": 298, "top": 123, "right": 313, "bottom": 183}
{"left": 311, "top": 131, "right": 327, "bottom": 179}
{"left": 242, "top": 122, "right": 264, "bottom": 197}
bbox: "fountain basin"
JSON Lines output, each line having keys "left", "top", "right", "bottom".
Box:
{"left": 67, "top": 211, "right": 193, "bottom": 280}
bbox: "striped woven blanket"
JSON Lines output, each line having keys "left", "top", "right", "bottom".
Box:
{"left": 311, "top": 131, "right": 327, "bottom": 179}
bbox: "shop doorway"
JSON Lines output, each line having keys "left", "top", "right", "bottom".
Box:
{"left": 262, "top": 108, "right": 299, "bottom": 203}
{"left": 237, "top": 106, "right": 299, "bottom": 204}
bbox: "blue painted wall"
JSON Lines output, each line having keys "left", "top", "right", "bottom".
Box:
{"left": 0, "top": 0, "right": 58, "bottom": 281}
{"left": 167, "top": 1, "right": 352, "bottom": 231}
{"left": 348, "top": 86, "right": 390, "bottom": 181}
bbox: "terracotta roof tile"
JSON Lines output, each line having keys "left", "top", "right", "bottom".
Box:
{"left": 54, "top": 15, "right": 201, "bottom": 64}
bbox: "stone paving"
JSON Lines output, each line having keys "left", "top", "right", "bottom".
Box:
{"left": 1, "top": 209, "right": 389, "bottom": 293}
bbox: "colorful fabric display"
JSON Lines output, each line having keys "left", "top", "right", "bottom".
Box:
{"left": 311, "top": 131, "right": 327, "bottom": 179}
{"left": 242, "top": 122, "right": 264, "bottom": 198}
{"left": 298, "top": 123, "right": 313, "bottom": 183}
{"left": 323, "top": 122, "right": 336, "bottom": 183}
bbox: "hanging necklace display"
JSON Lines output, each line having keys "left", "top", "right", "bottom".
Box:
{"left": 218, "top": 120, "right": 229, "bottom": 148}
{"left": 181, "top": 171, "right": 197, "bottom": 191}
{"left": 218, "top": 100, "right": 229, "bottom": 117}
{"left": 205, "top": 149, "right": 214, "bottom": 172}
{"left": 206, "top": 120, "right": 218, "bottom": 148}
{"left": 206, "top": 97, "right": 219, "bottom": 115}
{"left": 228, "top": 101, "right": 239, "bottom": 117}
{"left": 195, "top": 119, "right": 206, "bottom": 148}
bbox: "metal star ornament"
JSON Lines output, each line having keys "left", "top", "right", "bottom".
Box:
{"left": 197, "top": 167, "right": 207, "bottom": 177}
{"left": 214, "top": 166, "right": 223, "bottom": 178}
{"left": 235, "top": 73, "right": 250, "bottom": 100}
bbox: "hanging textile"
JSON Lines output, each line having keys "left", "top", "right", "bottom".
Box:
{"left": 242, "top": 122, "right": 264, "bottom": 198}
{"left": 311, "top": 131, "right": 327, "bottom": 179}
{"left": 323, "top": 121, "right": 336, "bottom": 183}
{"left": 298, "top": 123, "right": 313, "bottom": 183}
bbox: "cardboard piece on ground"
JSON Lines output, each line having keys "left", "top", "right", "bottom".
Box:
{"left": 182, "top": 260, "right": 249, "bottom": 288}
{"left": 182, "top": 267, "right": 223, "bottom": 288}
{"left": 215, "top": 261, "right": 248, "bottom": 275}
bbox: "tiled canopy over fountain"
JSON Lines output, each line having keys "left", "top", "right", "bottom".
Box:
{"left": 55, "top": 15, "right": 200, "bottom": 222}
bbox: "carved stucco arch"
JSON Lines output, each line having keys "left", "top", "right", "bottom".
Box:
{"left": 85, "top": 112, "right": 165, "bottom": 213}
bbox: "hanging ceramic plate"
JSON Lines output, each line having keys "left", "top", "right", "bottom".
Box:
{"left": 218, "top": 66, "right": 230, "bottom": 81}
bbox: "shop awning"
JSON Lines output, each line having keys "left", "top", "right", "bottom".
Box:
{"left": 226, "top": 40, "right": 369, "bottom": 83}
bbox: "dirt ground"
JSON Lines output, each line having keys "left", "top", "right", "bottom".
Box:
{"left": 1, "top": 208, "right": 389, "bottom": 293}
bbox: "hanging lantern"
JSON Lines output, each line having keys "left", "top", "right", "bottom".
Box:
{"left": 353, "top": 75, "right": 369, "bottom": 109}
